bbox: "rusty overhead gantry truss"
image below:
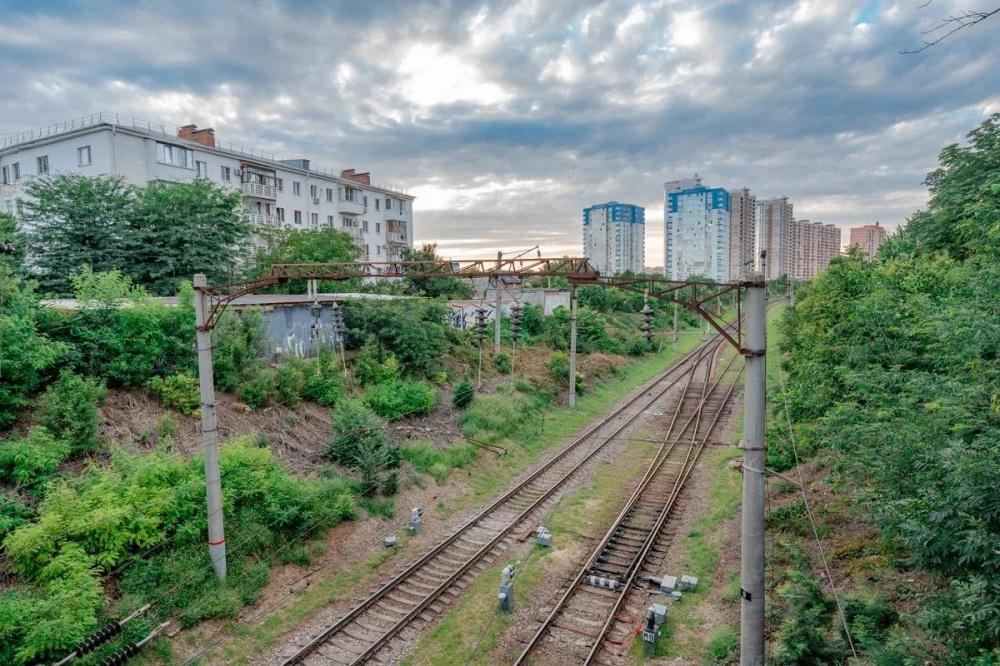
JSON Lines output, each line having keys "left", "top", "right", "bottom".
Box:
{"left": 192, "top": 256, "right": 768, "bottom": 665}
{"left": 194, "top": 257, "right": 754, "bottom": 354}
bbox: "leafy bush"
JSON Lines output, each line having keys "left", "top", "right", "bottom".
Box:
{"left": 492, "top": 352, "right": 512, "bottom": 374}
{"left": 0, "top": 494, "right": 32, "bottom": 540}
{"left": 704, "top": 625, "right": 739, "bottom": 664}
{"left": 329, "top": 399, "right": 398, "bottom": 496}
{"left": 147, "top": 372, "right": 200, "bottom": 415}
{"left": 345, "top": 301, "right": 454, "bottom": 377}
{"left": 36, "top": 370, "right": 106, "bottom": 454}
{"left": 452, "top": 375, "right": 474, "bottom": 409}
{"left": 212, "top": 308, "right": 268, "bottom": 392}
{"left": 0, "top": 438, "right": 357, "bottom": 663}
{"left": 0, "top": 274, "right": 66, "bottom": 427}
{"left": 354, "top": 338, "right": 401, "bottom": 386}
{"left": 546, "top": 352, "right": 584, "bottom": 394}
{"left": 238, "top": 368, "right": 277, "bottom": 409}
{"left": 302, "top": 351, "right": 344, "bottom": 406}
{"left": 0, "top": 427, "right": 71, "bottom": 486}
{"left": 773, "top": 568, "right": 842, "bottom": 665}
{"left": 363, "top": 379, "right": 437, "bottom": 421}
{"left": 274, "top": 362, "right": 307, "bottom": 408}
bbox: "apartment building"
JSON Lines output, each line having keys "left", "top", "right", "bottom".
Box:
{"left": 582, "top": 201, "right": 645, "bottom": 275}
{"left": 0, "top": 113, "right": 414, "bottom": 260}
{"left": 728, "top": 188, "right": 756, "bottom": 281}
{"left": 786, "top": 219, "right": 841, "bottom": 280}
{"left": 848, "top": 222, "right": 886, "bottom": 260}
{"left": 664, "top": 178, "right": 730, "bottom": 282}
{"left": 755, "top": 197, "right": 794, "bottom": 280}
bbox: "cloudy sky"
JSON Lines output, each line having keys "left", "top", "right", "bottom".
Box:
{"left": 2, "top": 0, "right": 998, "bottom": 264}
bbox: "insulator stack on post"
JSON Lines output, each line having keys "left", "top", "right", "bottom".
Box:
{"left": 640, "top": 302, "right": 654, "bottom": 344}
{"left": 310, "top": 302, "right": 322, "bottom": 342}
{"left": 331, "top": 302, "right": 346, "bottom": 336}
{"left": 510, "top": 302, "right": 523, "bottom": 341}
{"left": 52, "top": 605, "right": 152, "bottom": 666}
{"left": 474, "top": 306, "right": 488, "bottom": 341}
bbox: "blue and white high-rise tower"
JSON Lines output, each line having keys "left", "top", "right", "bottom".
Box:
{"left": 582, "top": 201, "right": 645, "bottom": 275}
{"left": 664, "top": 177, "right": 731, "bottom": 282}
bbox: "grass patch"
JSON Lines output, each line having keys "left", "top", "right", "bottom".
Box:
{"left": 194, "top": 540, "right": 410, "bottom": 664}
{"left": 401, "top": 441, "right": 478, "bottom": 484}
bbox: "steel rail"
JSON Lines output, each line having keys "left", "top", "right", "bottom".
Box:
{"left": 280, "top": 328, "right": 735, "bottom": 666}
{"left": 583, "top": 368, "right": 742, "bottom": 665}
{"left": 514, "top": 348, "right": 741, "bottom": 665}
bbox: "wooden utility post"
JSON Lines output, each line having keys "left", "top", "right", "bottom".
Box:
{"left": 740, "top": 272, "right": 767, "bottom": 664}
{"left": 568, "top": 283, "right": 578, "bottom": 408}
{"left": 193, "top": 274, "right": 226, "bottom": 580}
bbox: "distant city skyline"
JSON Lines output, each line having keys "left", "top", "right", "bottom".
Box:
{"left": 1, "top": 1, "right": 997, "bottom": 261}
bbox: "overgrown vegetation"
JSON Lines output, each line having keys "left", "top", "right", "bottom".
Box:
{"left": 774, "top": 114, "right": 1000, "bottom": 663}
{"left": 0, "top": 438, "right": 356, "bottom": 664}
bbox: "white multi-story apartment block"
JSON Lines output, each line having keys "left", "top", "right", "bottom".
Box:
{"left": 664, "top": 179, "right": 730, "bottom": 283}
{"left": 728, "top": 187, "right": 756, "bottom": 281}
{"left": 582, "top": 201, "right": 645, "bottom": 275}
{"left": 0, "top": 113, "right": 414, "bottom": 260}
{"left": 755, "top": 197, "right": 794, "bottom": 280}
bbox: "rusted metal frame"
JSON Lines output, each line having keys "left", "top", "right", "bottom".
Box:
{"left": 696, "top": 282, "right": 738, "bottom": 306}
{"left": 688, "top": 299, "right": 742, "bottom": 351}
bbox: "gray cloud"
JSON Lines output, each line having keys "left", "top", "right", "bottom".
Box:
{"left": 1, "top": 0, "right": 997, "bottom": 261}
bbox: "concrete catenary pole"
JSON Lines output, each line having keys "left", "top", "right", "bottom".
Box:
{"left": 672, "top": 302, "right": 679, "bottom": 347}
{"left": 568, "top": 283, "right": 578, "bottom": 408}
{"left": 193, "top": 274, "right": 227, "bottom": 580}
{"left": 740, "top": 272, "right": 766, "bottom": 665}
{"left": 494, "top": 251, "right": 503, "bottom": 357}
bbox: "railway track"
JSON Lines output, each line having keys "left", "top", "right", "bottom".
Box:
{"left": 513, "top": 345, "right": 742, "bottom": 666}
{"left": 277, "top": 329, "right": 737, "bottom": 666}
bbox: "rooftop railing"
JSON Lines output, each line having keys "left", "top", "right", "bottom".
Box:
{"left": 1, "top": 112, "right": 410, "bottom": 195}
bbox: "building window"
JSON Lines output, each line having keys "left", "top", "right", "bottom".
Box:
{"left": 376, "top": 222, "right": 381, "bottom": 233}
{"left": 196, "top": 160, "right": 208, "bottom": 178}
{"left": 221, "top": 166, "right": 231, "bottom": 182}
{"left": 277, "top": 178, "right": 284, "bottom": 192}
{"left": 276, "top": 207, "right": 285, "bottom": 222}
{"left": 377, "top": 245, "right": 381, "bottom": 256}
{"left": 11, "top": 163, "right": 19, "bottom": 181}
{"left": 36, "top": 155, "right": 49, "bottom": 175}
{"left": 326, "top": 188, "right": 333, "bottom": 202}
{"left": 364, "top": 244, "right": 370, "bottom": 258}
{"left": 310, "top": 184, "right": 318, "bottom": 199}
{"left": 156, "top": 142, "right": 194, "bottom": 168}
{"left": 294, "top": 210, "right": 302, "bottom": 225}
{"left": 77, "top": 146, "right": 92, "bottom": 166}
{"left": 327, "top": 215, "right": 334, "bottom": 226}
{"left": 363, "top": 195, "right": 368, "bottom": 207}
{"left": 385, "top": 198, "right": 391, "bottom": 209}
{"left": 311, "top": 212, "right": 319, "bottom": 228}
{"left": 362, "top": 220, "right": 368, "bottom": 232}
{"left": 293, "top": 181, "right": 301, "bottom": 196}
{"left": 1, "top": 166, "right": 7, "bottom": 185}
{"left": 375, "top": 199, "right": 380, "bottom": 210}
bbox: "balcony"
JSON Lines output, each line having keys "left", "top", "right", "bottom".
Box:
{"left": 338, "top": 198, "right": 365, "bottom": 216}
{"left": 242, "top": 182, "right": 277, "bottom": 199}
{"left": 245, "top": 213, "right": 279, "bottom": 227}
{"left": 387, "top": 231, "right": 407, "bottom": 244}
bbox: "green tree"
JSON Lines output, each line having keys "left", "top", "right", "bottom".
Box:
{"left": 903, "top": 113, "right": 1000, "bottom": 259}
{"left": 23, "top": 175, "right": 136, "bottom": 295}
{"left": 402, "top": 243, "right": 472, "bottom": 299}
{"left": 247, "top": 227, "right": 360, "bottom": 293}
{"left": 0, "top": 213, "right": 26, "bottom": 274}
{"left": 126, "top": 179, "right": 248, "bottom": 294}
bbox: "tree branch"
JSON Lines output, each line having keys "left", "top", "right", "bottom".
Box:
{"left": 901, "top": 6, "right": 1000, "bottom": 53}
